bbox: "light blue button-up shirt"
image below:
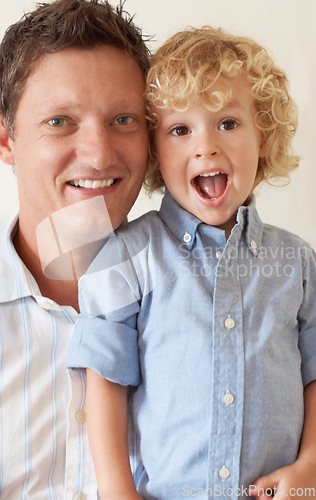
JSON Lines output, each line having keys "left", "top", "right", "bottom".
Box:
{"left": 67, "top": 190, "right": 316, "bottom": 500}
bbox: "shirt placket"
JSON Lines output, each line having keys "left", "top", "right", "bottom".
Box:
{"left": 207, "top": 231, "right": 245, "bottom": 499}
{"left": 65, "top": 369, "right": 97, "bottom": 500}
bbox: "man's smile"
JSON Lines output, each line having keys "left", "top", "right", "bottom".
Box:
{"left": 68, "top": 178, "right": 117, "bottom": 189}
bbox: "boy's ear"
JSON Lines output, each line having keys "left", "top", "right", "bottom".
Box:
{"left": 0, "top": 116, "right": 15, "bottom": 165}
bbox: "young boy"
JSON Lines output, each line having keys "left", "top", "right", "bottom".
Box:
{"left": 66, "top": 27, "right": 316, "bottom": 499}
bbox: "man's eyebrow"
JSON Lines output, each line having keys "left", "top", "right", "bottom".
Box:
{"left": 39, "top": 101, "right": 82, "bottom": 115}
{"left": 39, "top": 98, "right": 144, "bottom": 116}
{"left": 105, "top": 97, "right": 146, "bottom": 113}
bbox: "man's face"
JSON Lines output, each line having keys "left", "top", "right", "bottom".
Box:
{"left": 7, "top": 45, "right": 148, "bottom": 234}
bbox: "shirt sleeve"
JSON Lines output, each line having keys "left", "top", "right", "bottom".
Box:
{"left": 298, "top": 244, "right": 316, "bottom": 387}
{"left": 66, "top": 232, "right": 145, "bottom": 386}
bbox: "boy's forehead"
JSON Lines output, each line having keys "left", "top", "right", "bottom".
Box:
{"left": 154, "top": 74, "right": 254, "bottom": 116}
{"left": 202, "top": 73, "right": 252, "bottom": 98}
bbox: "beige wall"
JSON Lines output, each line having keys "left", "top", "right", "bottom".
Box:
{"left": 1, "top": 0, "right": 315, "bottom": 248}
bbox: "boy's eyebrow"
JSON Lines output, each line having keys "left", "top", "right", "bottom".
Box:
{"left": 215, "top": 98, "right": 254, "bottom": 115}
{"left": 218, "top": 96, "right": 245, "bottom": 109}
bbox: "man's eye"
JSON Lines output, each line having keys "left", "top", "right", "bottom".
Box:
{"left": 115, "top": 116, "right": 133, "bottom": 125}
{"left": 170, "top": 126, "right": 190, "bottom": 136}
{"left": 218, "top": 119, "right": 237, "bottom": 131}
{"left": 48, "top": 117, "right": 65, "bottom": 127}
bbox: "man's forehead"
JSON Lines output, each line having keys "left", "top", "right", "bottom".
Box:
{"left": 19, "top": 46, "right": 145, "bottom": 112}
{"left": 28, "top": 44, "right": 141, "bottom": 71}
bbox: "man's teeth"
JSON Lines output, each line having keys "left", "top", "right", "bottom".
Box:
{"left": 69, "top": 179, "right": 115, "bottom": 189}
{"left": 199, "top": 171, "right": 222, "bottom": 177}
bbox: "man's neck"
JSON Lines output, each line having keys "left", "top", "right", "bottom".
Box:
{"left": 13, "top": 226, "right": 79, "bottom": 312}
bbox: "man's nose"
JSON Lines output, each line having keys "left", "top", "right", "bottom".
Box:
{"left": 77, "top": 123, "right": 118, "bottom": 169}
{"left": 194, "top": 129, "right": 221, "bottom": 159}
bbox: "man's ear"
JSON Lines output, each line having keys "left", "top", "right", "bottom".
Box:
{"left": 0, "top": 117, "right": 15, "bottom": 165}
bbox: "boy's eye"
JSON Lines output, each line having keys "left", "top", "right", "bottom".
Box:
{"left": 170, "top": 126, "right": 190, "bottom": 136}
{"left": 48, "top": 117, "right": 65, "bottom": 127}
{"left": 218, "top": 119, "right": 238, "bottom": 131}
{"left": 115, "top": 116, "right": 134, "bottom": 126}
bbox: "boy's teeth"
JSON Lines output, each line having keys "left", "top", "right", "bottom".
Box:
{"left": 200, "top": 171, "right": 221, "bottom": 177}
{"left": 70, "top": 179, "right": 115, "bottom": 189}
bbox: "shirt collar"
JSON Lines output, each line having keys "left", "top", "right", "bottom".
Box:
{"left": 236, "top": 197, "right": 264, "bottom": 255}
{"left": 159, "top": 190, "right": 203, "bottom": 250}
{"left": 159, "top": 189, "right": 264, "bottom": 255}
{"left": 0, "top": 212, "right": 41, "bottom": 303}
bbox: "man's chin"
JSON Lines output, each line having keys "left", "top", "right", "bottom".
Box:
{"left": 36, "top": 195, "right": 115, "bottom": 280}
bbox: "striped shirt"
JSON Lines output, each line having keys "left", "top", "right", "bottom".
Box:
{"left": 0, "top": 213, "right": 97, "bottom": 499}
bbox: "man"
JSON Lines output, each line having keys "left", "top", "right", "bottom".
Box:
{"left": 0, "top": 0, "right": 149, "bottom": 497}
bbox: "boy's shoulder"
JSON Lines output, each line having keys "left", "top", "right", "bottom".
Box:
{"left": 260, "top": 221, "right": 316, "bottom": 265}
{"left": 115, "top": 209, "right": 166, "bottom": 244}
{"left": 112, "top": 210, "right": 165, "bottom": 259}
{"left": 83, "top": 211, "right": 161, "bottom": 278}
{"left": 262, "top": 221, "right": 313, "bottom": 249}
{"left": 119, "top": 210, "right": 162, "bottom": 234}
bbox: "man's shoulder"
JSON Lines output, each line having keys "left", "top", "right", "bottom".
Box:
{"left": 0, "top": 213, "right": 18, "bottom": 261}
{"left": 0, "top": 213, "right": 29, "bottom": 303}
{"left": 0, "top": 212, "right": 16, "bottom": 232}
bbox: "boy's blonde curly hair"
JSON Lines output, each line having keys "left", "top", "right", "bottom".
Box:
{"left": 145, "top": 26, "right": 299, "bottom": 193}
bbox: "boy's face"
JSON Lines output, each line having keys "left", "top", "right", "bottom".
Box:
{"left": 3, "top": 45, "right": 148, "bottom": 234}
{"left": 154, "top": 76, "right": 265, "bottom": 238}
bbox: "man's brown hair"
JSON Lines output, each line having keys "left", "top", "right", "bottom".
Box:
{"left": 0, "top": 0, "right": 150, "bottom": 136}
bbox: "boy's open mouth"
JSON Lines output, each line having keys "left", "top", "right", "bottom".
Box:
{"left": 192, "top": 171, "right": 228, "bottom": 200}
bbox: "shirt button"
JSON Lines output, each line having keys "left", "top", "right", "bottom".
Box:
{"left": 75, "top": 410, "right": 87, "bottom": 424}
{"left": 250, "top": 240, "right": 258, "bottom": 253}
{"left": 223, "top": 390, "right": 235, "bottom": 405}
{"left": 183, "top": 232, "right": 192, "bottom": 243}
{"left": 219, "top": 466, "right": 230, "bottom": 480}
{"left": 73, "top": 494, "right": 87, "bottom": 500}
{"left": 224, "top": 315, "right": 235, "bottom": 329}
{"left": 216, "top": 251, "right": 222, "bottom": 260}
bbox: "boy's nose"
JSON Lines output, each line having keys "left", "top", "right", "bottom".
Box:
{"left": 77, "top": 124, "right": 118, "bottom": 169}
{"left": 194, "top": 129, "right": 220, "bottom": 158}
